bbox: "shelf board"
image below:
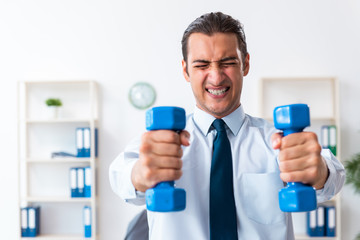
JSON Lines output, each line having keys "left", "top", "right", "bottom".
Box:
{"left": 24, "top": 118, "right": 97, "bottom": 123}
{"left": 23, "top": 196, "right": 93, "bottom": 203}
{"left": 21, "top": 234, "right": 96, "bottom": 240}
{"left": 295, "top": 234, "right": 337, "bottom": 240}
{"left": 26, "top": 157, "right": 93, "bottom": 163}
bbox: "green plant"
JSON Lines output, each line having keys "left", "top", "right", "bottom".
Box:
{"left": 45, "top": 98, "right": 62, "bottom": 107}
{"left": 345, "top": 153, "right": 360, "bottom": 194}
{"left": 345, "top": 153, "right": 360, "bottom": 240}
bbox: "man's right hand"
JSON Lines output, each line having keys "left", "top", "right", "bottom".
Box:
{"left": 131, "top": 130, "right": 190, "bottom": 193}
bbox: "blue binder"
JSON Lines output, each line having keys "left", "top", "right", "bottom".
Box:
{"left": 326, "top": 205, "right": 336, "bottom": 236}
{"left": 307, "top": 209, "right": 317, "bottom": 236}
{"left": 70, "top": 167, "right": 78, "bottom": 197}
{"left": 77, "top": 167, "right": 85, "bottom": 197}
{"left": 83, "top": 127, "right": 91, "bottom": 157}
{"left": 83, "top": 206, "right": 92, "bottom": 238}
{"left": 84, "top": 166, "right": 91, "bottom": 198}
{"left": 316, "top": 205, "right": 325, "bottom": 236}
{"left": 77, "top": 127, "right": 98, "bottom": 158}
{"left": 21, "top": 206, "right": 40, "bottom": 237}
{"left": 21, "top": 207, "right": 28, "bottom": 237}
{"left": 76, "top": 128, "right": 85, "bottom": 157}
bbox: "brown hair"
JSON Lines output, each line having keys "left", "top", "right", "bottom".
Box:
{"left": 181, "top": 12, "right": 248, "bottom": 63}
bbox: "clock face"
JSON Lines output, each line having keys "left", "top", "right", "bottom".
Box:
{"left": 128, "top": 82, "right": 156, "bottom": 109}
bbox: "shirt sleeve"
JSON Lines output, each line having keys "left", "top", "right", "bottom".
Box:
{"left": 316, "top": 149, "right": 346, "bottom": 203}
{"left": 109, "top": 136, "right": 146, "bottom": 205}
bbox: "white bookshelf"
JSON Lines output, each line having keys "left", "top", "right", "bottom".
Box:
{"left": 18, "top": 80, "right": 99, "bottom": 239}
{"left": 258, "top": 77, "right": 341, "bottom": 240}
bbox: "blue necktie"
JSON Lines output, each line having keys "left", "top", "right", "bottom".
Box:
{"left": 210, "top": 119, "right": 238, "bottom": 240}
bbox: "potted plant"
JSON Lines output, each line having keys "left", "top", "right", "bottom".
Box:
{"left": 45, "top": 98, "right": 62, "bottom": 119}
{"left": 344, "top": 153, "right": 360, "bottom": 240}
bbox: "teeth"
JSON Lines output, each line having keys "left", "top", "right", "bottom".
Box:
{"left": 207, "top": 88, "right": 227, "bottom": 95}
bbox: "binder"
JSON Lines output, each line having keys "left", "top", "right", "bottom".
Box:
{"left": 76, "top": 127, "right": 98, "bottom": 158}
{"left": 321, "top": 125, "right": 337, "bottom": 156}
{"left": 23, "top": 206, "right": 40, "bottom": 237}
{"left": 321, "top": 126, "right": 329, "bottom": 149}
{"left": 21, "top": 207, "right": 28, "bottom": 237}
{"left": 326, "top": 205, "right": 336, "bottom": 236}
{"left": 316, "top": 205, "right": 325, "bottom": 236}
{"left": 83, "top": 127, "right": 91, "bottom": 157}
{"left": 307, "top": 209, "right": 317, "bottom": 236}
{"left": 70, "top": 167, "right": 78, "bottom": 197}
{"left": 77, "top": 167, "right": 85, "bottom": 197}
{"left": 84, "top": 166, "right": 91, "bottom": 198}
{"left": 329, "top": 125, "right": 337, "bottom": 156}
{"left": 83, "top": 206, "right": 92, "bottom": 238}
{"left": 76, "top": 128, "right": 84, "bottom": 157}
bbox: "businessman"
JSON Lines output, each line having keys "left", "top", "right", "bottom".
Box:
{"left": 110, "top": 12, "right": 345, "bottom": 240}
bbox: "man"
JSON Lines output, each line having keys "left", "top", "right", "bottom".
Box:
{"left": 110, "top": 12, "right": 345, "bottom": 239}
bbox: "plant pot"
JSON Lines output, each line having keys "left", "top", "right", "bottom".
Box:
{"left": 47, "top": 106, "right": 60, "bottom": 119}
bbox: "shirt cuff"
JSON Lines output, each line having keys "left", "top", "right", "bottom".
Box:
{"left": 316, "top": 152, "right": 338, "bottom": 203}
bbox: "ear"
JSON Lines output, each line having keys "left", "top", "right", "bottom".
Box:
{"left": 182, "top": 59, "right": 190, "bottom": 82}
{"left": 243, "top": 53, "right": 250, "bottom": 76}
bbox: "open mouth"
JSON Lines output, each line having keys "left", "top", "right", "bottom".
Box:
{"left": 206, "top": 87, "right": 230, "bottom": 96}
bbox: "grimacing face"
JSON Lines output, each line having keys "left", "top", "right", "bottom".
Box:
{"left": 182, "top": 32, "right": 250, "bottom": 119}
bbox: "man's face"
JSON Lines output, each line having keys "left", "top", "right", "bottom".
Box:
{"left": 182, "top": 32, "right": 250, "bottom": 119}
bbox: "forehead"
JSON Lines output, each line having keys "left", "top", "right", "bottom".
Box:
{"left": 187, "top": 32, "right": 241, "bottom": 61}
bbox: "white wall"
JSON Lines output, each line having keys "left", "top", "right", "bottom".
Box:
{"left": 1, "top": 0, "right": 360, "bottom": 239}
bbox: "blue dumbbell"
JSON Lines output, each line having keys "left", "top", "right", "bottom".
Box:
{"left": 274, "top": 104, "right": 317, "bottom": 212}
{"left": 145, "top": 106, "right": 186, "bottom": 212}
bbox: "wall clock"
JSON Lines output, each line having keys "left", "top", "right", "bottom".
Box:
{"left": 128, "top": 82, "right": 156, "bottom": 110}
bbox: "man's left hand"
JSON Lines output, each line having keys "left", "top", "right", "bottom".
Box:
{"left": 271, "top": 132, "right": 329, "bottom": 190}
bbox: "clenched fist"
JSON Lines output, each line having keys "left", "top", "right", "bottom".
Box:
{"left": 131, "top": 130, "right": 190, "bottom": 192}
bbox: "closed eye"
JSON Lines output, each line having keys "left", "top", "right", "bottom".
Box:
{"left": 221, "top": 62, "right": 238, "bottom": 67}
{"left": 194, "top": 64, "right": 209, "bottom": 69}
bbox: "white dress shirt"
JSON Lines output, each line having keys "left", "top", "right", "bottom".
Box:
{"left": 109, "top": 105, "right": 345, "bottom": 240}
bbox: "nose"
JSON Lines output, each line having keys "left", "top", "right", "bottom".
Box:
{"left": 207, "top": 65, "right": 224, "bottom": 85}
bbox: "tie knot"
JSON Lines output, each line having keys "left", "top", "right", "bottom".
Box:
{"left": 212, "top": 119, "right": 227, "bottom": 132}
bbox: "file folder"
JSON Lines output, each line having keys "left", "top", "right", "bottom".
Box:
{"left": 326, "top": 205, "right": 336, "bottom": 236}
{"left": 83, "top": 206, "right": 92, "bottom": 238}
{"left": 321, "top": 126, "right": 329, "bottom": 149}
{"left": 84, "top": 166, "right": 91, "bottom": 198}
{"left": 21, "top": 207, "right": 28, "bottom": 237}
{"left": 84, "top": 127, "right": 91, "bottom": 157}
{"left": 316, "top": 206, "right": 325, "bottom": 236}
{"left": 27, "top": 206, "right": 40, "bottom": 237}
{"left": 77, "top": 167, "right": 85, "bottom": 197}
{"left": 70, "top": 167, "right": 78, "bottom": 197}
{"left": 76, "top": 128, "right": 84, "bottom": 157}
{"left": 307, "top": 209, "right": 317, "bottom": 236}
{"left": 329, "top": 125, "right": 337, "bottom": 156}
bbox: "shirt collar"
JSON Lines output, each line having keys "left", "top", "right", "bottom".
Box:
{"left": 193, "top": 105, "right": 246, "bottom": 136}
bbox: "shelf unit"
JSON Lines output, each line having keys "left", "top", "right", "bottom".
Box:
{"left": 17, "top": 80, "right": 99, "bottom": 239}
{"left": 258, "top": 77, "right": 341, "bottom": 240}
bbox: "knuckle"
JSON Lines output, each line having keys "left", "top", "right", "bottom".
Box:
{"left": 308, "top": 167, "right": 318, "bottom": 179}
{"left": 143, "top": 168, "right": 154, "bottom": 181}
{"left": 308, "top": 143, "right": 321, "bottom": 154}
{"left": 140, "top": 141, "right": 151, "bottom": 153}
{"left": 177, "top": 146, "right": 183, "bottom": 156}
{"left": 141, "top": 154, "right": 152, "bottom": 166}
{"left": 308, "top": 132, "right": 318, "bottom": 141}
{"left": 280, "top": 172, "right": 291, "bottom": 182}
{"left": 168, "top": 131, "right": 179, "bottom": 143}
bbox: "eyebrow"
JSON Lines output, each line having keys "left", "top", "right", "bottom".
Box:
{"left": 192, "top": 57, "right": 239, "bottom": 64}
